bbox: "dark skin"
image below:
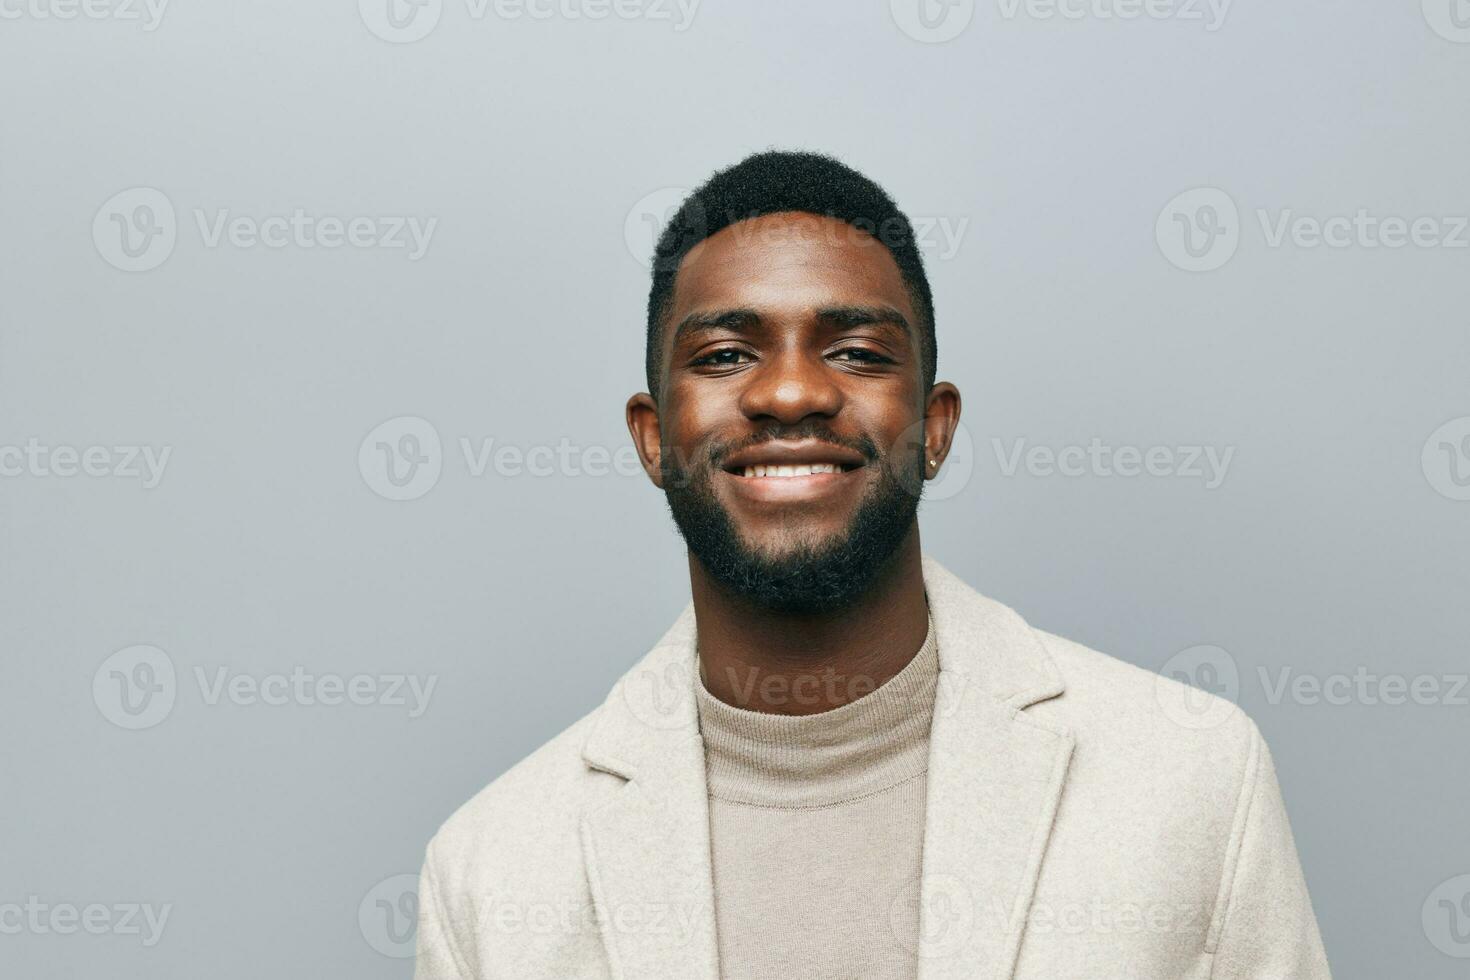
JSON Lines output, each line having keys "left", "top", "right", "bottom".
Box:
{"left": 626, "top": 212, "right": 962, "bottom": 715}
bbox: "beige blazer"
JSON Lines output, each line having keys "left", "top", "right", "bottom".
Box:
{"left": 414, "top": 556, "right": 1331, "bottom": 979}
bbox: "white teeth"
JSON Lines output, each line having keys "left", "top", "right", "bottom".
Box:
{"left": 740, "top": 463, "right": 841, "bottom": 478}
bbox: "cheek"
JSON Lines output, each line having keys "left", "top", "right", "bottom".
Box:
{"left": 660, "top": 388, "right": 735, "bottom": 459}
{"left": 889, "top": 418, "right": 928, "bottom": 460}
{"left": 848, "top": 394, "right": 925, "bottom": 458}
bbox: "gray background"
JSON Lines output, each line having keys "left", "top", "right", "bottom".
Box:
{"left": 2, "top": 0, "right": 1468, "bottom": 976}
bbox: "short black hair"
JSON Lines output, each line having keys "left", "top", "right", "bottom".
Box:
{"left": 644, "top": 150, "right": 936, "bottom": 400}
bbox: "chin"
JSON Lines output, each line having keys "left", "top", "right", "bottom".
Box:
{"left": 664, "top": 451, "right": 921, "bottom": 613}
{"left": 733, "top": 520, "right": 853, "bottom": 561}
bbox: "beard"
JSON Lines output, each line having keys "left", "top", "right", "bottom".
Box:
{"left": 661, "top": 427, "right": 925, "bottom": 614}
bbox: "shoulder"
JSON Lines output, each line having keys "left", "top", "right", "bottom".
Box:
{"left": 420, "top": 602, "right": 699, "bottom": 886}
{"left": 1026, "top": 627, "right": 1265, "bottom": 813}
{"left": 414, "top": 702, "right": 632, "bottom": 973}
{"left": 423, "top": 706, "right": 620, "bottom": 884}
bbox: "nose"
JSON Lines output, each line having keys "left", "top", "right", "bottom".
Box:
{"left": 736, "top": 346, "right": 843, "bottom": 425}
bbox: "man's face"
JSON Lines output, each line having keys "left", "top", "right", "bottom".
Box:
{"left": 628, "top": 212, "right": 959, "bottom": 613}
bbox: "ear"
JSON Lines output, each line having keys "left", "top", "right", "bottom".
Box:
{"left": 625, "top": 391, "right": 665, "bottom": 489}
{"left": 920, "top": 382, "right": 962, "bottom": 480}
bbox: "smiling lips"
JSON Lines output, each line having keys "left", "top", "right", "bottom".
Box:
{"left": 719, "top": 440, "right": 869, "bottom": 500}
{"left": 722, "top": 439, "right": 866, "bottom": 474}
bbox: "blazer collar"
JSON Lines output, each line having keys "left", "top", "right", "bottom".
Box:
{"left": 578, "top": 554, "right": 1075, "bottom": 980}
{"left": 581, "top": 554, "right": 1066, "bottom": 780}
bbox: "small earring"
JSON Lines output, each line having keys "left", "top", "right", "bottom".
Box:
{"left": 928, "top": 459, "right": 937, "bottom": 467}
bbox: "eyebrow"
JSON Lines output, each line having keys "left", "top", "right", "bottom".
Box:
{"left": 814, "top": 304, "right": 913, "bottom": 338}
{"left": 670, "top": 304, "right": 914, "bottom": 347}
{"left": 670, "top": 308, "right": 762, "bottom": 347}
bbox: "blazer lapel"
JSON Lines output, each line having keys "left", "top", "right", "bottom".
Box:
{"left": 916, "top": 557, "right": 1076, "bottom": 980}
{"left": 579, "top": 605, "right": 721, "bottom": 980}
{"left": 576, "top": 557, "right": 1074, "bottom": 980}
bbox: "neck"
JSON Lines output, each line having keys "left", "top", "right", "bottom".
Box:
{"left": 689, "top": 526, "right": 930, "bottom": 716}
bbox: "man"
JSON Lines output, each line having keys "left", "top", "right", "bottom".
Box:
{"left": 413, "top": 152, "right": 1331, "bottom": 979}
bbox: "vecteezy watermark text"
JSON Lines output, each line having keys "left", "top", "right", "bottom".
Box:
{"left": 359, "top": 417, "right": 655, "bottom": 501}
{"left": 94, "top": 645, "right": 438, "bottom": 730}
{"left": 193, "top": 209, "right": 436, "bottom": 260}
{"left": 991, "top": 437, "right": 1235, "bottom": 489}
{"left": 1259, "top": 667, "right": 1468, "bottom": 707}
{"left": 0, "top": 0, "right": 168, "bottom": 29}
{"left": 93, "top": 187, "right": 437, "bottom": 272}
{"left": 996, "top": 0, "right": 1230, "bottom": 30}
{"left": 194, "top": 666, "right": 438, "bottom": 717}
{"left": 890, "top": 0, "right": 1229, "bottom": 43}
{"left": 0, "top": 898, "right": 172, "bottom": 948}
{"left": 0, "top": 439, "right": 171, "bottom": 488}
{"left": 359, "top": 0, "right": 701, "bottom": 44}
{"left": 622, "top": 186, "right": 971, "bottom": 271}
{"left": 1157, "top": 644, "right": 1470, "bottom": 730}
{"left": 1157, "top": 187, "right": 1469, "bottom": 272}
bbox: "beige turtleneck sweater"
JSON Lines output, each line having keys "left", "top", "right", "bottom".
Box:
{"left": 693, "top": 617, "right": 940, "bottom": 980}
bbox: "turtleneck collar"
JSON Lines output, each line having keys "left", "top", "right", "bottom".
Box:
{"left": 694, "top": 616, "right": 939, "bottom": 808}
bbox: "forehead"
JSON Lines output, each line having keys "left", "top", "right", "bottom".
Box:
{"left": 668, "top": 212, "right": 915, "bottom": 322}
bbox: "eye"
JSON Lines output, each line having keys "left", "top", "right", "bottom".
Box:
{"left": 691, "top": 348, "right": 753, "bottom": 367}
{"left": 830, "top": 347, "right": 894, "bottom": 364}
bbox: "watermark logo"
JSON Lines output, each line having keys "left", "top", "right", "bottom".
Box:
{"left": 1423, "top": 874, "right": 1470, "bottom": 958}
{"left": 360, "top": 0, "right": 443, "bottom": 42}
{"left": 93, "top": 190, "right": 437, "bottom": 270}
{"left": 1156, "top": 187, "right": 1239, "bottom": 272}
{"left": 890, "top": 0, "right": 975, "bottom": 43}
{"left": 886, "top": 418, "right": 976, "bottom": 501}
{"left": 1155, "top": 644, "right": 1239, "bottom": 730}
{"left": 364, "top": 423, "right": 671, "bottom": 498}
{"left": 95, "top": 646, "right": 437, "bottom": 727}
{"left": 625, "top": 186, "right": 694, "bottom": 271}
{"left": 1424, "top": 0, "right": 1470, "bottom": 44}
{"left": 0, "top": 0, "right": 169, "bottom": 29}
{"left": 93, "top": 645, "right": 177, "bottom": 730}
{"left": 1422, "top": 417, "right": 1470, "bottom": 501}
{"left": 359, "top": 874, "right": 419, "bottom": 958}
{"left": 620, "top": 645, "right": 699, "bottom": 732}
{"left": 1159, "top": 646, "right": 1467, "bottom": 720}
{"left": 891, "top": 873, "right": 974, "bottom": 957}
{"left": 93, "top": 187, "right": 177, "bottom": 273}
{"left": 1160, "top": 188, "right": 1469, "bottom": 271}
{"left": 359, "top": 416, "right": 443, "bottom": 501}
{"left": 920, "top": 420, "right": 974, "bottom": 502}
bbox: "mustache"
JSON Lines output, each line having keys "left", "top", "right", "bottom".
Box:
{"left": 706, "top": 422, "right": 881, "bottom": 471}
